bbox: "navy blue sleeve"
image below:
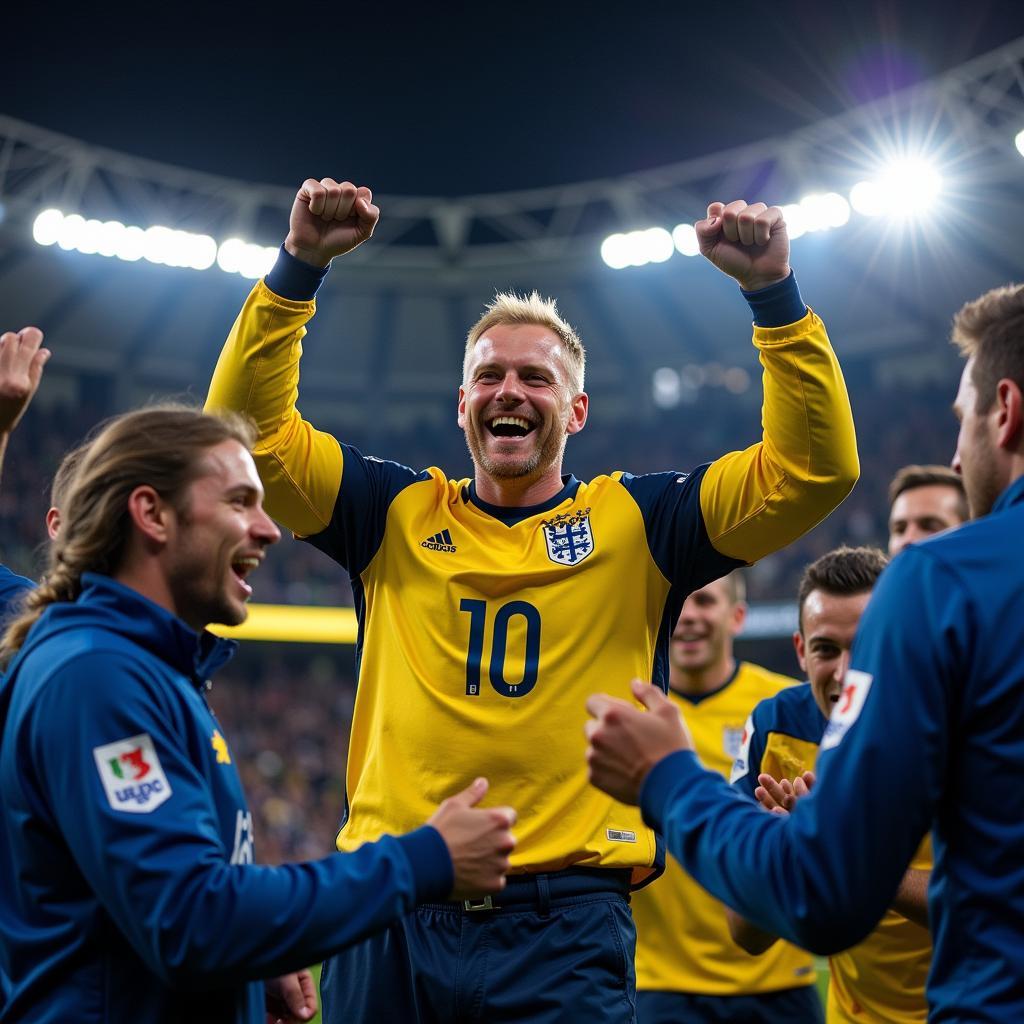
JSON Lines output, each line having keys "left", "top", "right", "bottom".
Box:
{"left": 619, "top": 464, "right": 745, "bottom": 593}
{"left": 639, "top": 548, "right": 961, "bottom": 955}
{"left": 740, "top": 271, "right": 807, "bottom": 327}
{"left": 29, "top": 651, "right": 453, "bottom": 985}
{"left": 305, "top": 443, "right": 429, "bottom": 576}
{"left": 729, "top": 701, "right": 769, "bottom": 799}
{"left": 265, "top": 246, "right": 330, "bottom": 301}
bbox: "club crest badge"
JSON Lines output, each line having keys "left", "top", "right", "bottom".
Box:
{"left": 541, "top": 507, "right": 595, "bottom": 566}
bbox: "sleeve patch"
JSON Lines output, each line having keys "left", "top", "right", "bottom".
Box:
{"left": 820, "top": 670, "right": 873, "bottom": 751}
{"left": 729, "top": 714, "right": 755, "bottom": 784}
{"left": 93, "top": 733, "right": 172, "bottom": 813}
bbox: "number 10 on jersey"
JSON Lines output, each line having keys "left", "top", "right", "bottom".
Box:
{"left": 459, "top": 598, "right": 542, "bottom": 699}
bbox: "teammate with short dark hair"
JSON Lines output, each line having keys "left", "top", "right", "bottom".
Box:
{"left": 584, "top": 280, "right": 1024, "bottom": 1020}
{"left": 887, "top": 464, "right": 967, "bottom": 554}
{"left": 0, "top": 405, "right": 517, "bottom": 1024}
{"left": 207, "top": 177, "right": 858, "bottom": 1022}
{"left": 632, "top": 572, "right": 823, "bottom": 1024}
{"left": 728, "top": 547, "right": 932, "bottom": 1023}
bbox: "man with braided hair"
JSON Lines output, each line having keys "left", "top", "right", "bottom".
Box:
{"left": 0, "top": 404, "right": 517, "bottom": 1024}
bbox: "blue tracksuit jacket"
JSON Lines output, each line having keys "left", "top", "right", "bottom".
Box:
{"left": 0, "top": 573, "right": 453, "bottom": 1023}
{"left": 641, "top": 475, "right": 1024, "bottom": 1023}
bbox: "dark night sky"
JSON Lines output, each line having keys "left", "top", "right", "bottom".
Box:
{"left": 8, "top": 0, "right": 1024, "bottom": 196}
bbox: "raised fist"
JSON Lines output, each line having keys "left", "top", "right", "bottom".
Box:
{"left": 0, "top": 327, "right": 50, "bottom": 437}
{"left": 284, "top": 178, "right": 380, "bottom": 268}
{"left": 695, "top": 200, "right": 790, "bottom": 292}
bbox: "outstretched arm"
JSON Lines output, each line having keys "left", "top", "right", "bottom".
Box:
{"left": 205, "top": 179, "right": 380, "bottom": 537}
{"left": 587, "top": 548, "right": 953, "bottom": 954}
{"left": 695, "top": 201, "right": 859, "bottom": 564}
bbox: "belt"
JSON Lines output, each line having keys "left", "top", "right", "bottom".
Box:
{"left": 423, "top": 867, "right": 632, "bottom": 915}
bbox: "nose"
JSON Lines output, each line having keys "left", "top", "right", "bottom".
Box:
{"left": 251, "top": 505, "right": 281, "bottom": 547}
{"left": 495, "top": 370, "right": 525, "bottom": 404}
{"left": 834, "top": 649, "right": 851, "bottom": 684}
{"left": 951, "top": 450, "right": 962, "bottom": 476}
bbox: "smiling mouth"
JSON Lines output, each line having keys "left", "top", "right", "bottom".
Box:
{"left": 230, "top": 556, "right": 261, "bottom": 596}
{"left": 487, "top": 415, "right": 535, "bottom": 439}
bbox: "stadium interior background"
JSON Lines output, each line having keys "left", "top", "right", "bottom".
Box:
{"left": 3, "top": 3, "right": 1024, "bottom": 874}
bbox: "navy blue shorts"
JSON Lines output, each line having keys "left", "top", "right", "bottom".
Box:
{"left": 320, "top": 868, "right": 637, "bottom": 1023}
{"left": 637, "top": 985, "right": 824, "bottom": 1023}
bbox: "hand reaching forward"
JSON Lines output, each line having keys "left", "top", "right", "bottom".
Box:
{"left": 585, "top": 679, "right": 694, "bottom": 806}
{"left": 284, "top": 177, "right": 381, "bottom": 268}
{"left": 264, "top": 968, "right": 317, "bottom": 1023}
{"left": 696, "top": 200, "right": 790, "bottom": 292}
{"left": 754, "top": 770, "right": 816, "bottom": 816}
{"left": 427, "top": 778, "right": 516, "bottom": 900}
{"left": 0, "top": 327, "right": 50, "bottom": 438}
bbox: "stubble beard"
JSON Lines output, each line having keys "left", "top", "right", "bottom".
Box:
{"left": 962, "top": 432, "right": 1003, "bottom": 520}
{"left": 465, "top": 416, "right": 568, "bottom": 483}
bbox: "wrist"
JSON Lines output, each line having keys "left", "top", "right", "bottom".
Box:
{"left": 737, "top": 266, "right": 791, "bottom": 293}
{"left": 283, "top": 235, "right": 333, "bottom": 270}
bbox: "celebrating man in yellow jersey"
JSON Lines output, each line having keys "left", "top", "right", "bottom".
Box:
{"left": 206, "top": 177, "right": 858, "bottom": 1023}
{"left": 632, "top": 571, "right": 823, "bottom": 1023}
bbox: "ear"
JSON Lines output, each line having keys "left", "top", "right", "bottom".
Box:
{"left": 729, "top": 601, "right": 747, "bottom": 637}
{"left": 45, "top": 506, "right": 61, "bottom": 541}
{"left": 126, "top": 485, "right": 173, "bottom": 547}
{"left": 457, "top": 385, "right": 467, "bottom": 429}
{"left": 566, "top": 391, "right": 589, "bottom": 436}
{"left": 994, "top": 378, "right": 1023, "bottom": 451}
{"left": 792, "top": 630, "right": 807, "bottom": 673}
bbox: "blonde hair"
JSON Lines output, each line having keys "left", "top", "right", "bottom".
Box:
{"left": 464, "top": 291, "right": 586, "bottom": 393}
{"left": 2, "top": 404, "right": 255, "bottom": 663}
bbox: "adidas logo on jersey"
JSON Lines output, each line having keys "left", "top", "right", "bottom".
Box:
{"left": 421, "top": 529, "right": 457, "bottom": 553}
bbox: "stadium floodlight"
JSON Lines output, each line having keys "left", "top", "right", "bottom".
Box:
{"left": 849, "top": 159, "right": 942, "bottom": 218}
{"left": 672, "top": 223, "right": 700, "bottom": 257}
{"left": 32, "top": 206, "right": 268, "bottom": 277}
{"left": 780, "top": 204, "right": 807, "bottom": 240}
{"left": 57, "top": 213, "right": 86, "bottom": 251}
{"left": 652, "top": 367, "right": 681, "bottom": 408}
{"left": 115, "top": 225, "right": 146, "bottom": 262}
{"left": 600, "top": 233, "right": 631, "bottom": 270}
{"left": 33, "top": 209, "right": 65, "bottom": 247}
{"left": 218, "top": 238, "right": 277, "bottom": 279}
{"left": 799, "top": 192, "right": 851, "bottom": 232}
{"left": 602, "top": 227, "right": 673, "bottom": 269}
{"left": 96, "top": 220, "right": 126, "bottom": 258}
{"left": 1015, "top": 128, "right": 1024, "bottom": 158}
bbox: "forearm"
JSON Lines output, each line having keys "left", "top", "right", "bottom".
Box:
{"left": 700, "top": 278, "right": 859, "bottom": 562}
{"left": 106, "top": 829, "right": 451, "bottom": 987}
{"left": 641, "top": 751, "right": 890, "bottom": 955}
{"left": 890, "top": 867, "right": 930, "bottom": 929}
{"left": 205, "top": 253, "right": 341, "bottom": 535}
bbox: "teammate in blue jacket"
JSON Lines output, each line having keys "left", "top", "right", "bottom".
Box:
{"left": 0, "top": 405, "right": 516, "bottom": 1024}
{"left": 585, "top": 281, "right": 1024, "bottom": 1022}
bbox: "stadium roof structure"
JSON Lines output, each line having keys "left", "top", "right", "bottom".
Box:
{"left": 1, "top": 35, "right": 1024, "bottom": 431}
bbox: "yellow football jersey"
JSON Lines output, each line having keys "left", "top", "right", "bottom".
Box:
{"left": 207, "top": 279, "right": 857, "bottom": 883}
{"left": 634, "top": 663, "right": 818, "bottom": 995}
{"left": 826, "top": 835, "right": 933, "bottom": 1023}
